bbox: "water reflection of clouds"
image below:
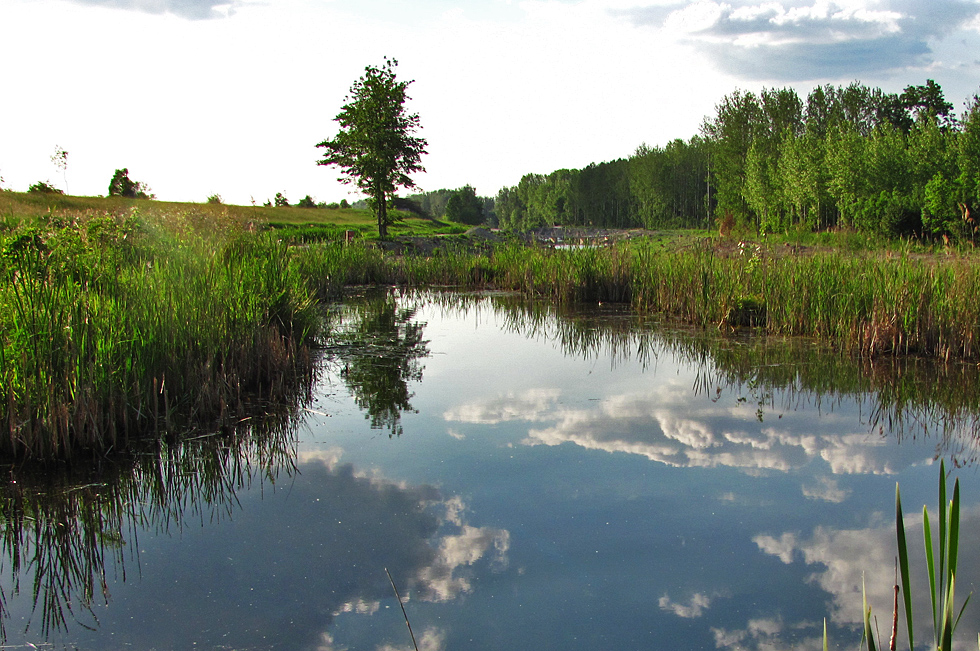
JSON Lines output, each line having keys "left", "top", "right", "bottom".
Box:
{"left": 66, "top": 452, "right": 508, "bottom": 650}
{"left": 711, "top": 618, "right": 823, "bottom": 651}
{"left": 445, "top": 382, "right": 932, "bottom": 480}
{"left": 442, "top": 388, "right": 561, "bottom": 424}
{"left": 659, "top": 592, "right": 712, "bottom": 618}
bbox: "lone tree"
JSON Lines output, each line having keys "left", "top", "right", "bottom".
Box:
{"left": 316, "top": 58, "right": 427, "bottom": 238}
{"left": 108, "top": 168, "right": 152, "bottom": 199}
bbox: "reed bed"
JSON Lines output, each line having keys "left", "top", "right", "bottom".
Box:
{"left": 0, "top": 210, "right": 320, "bottom": 459}
{"left": 304, "top": 239, "right": 980, "bottom": 362}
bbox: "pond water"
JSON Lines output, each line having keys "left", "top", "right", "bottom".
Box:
{"left": 3, "top": 289, "right": 980, "bottom": 650}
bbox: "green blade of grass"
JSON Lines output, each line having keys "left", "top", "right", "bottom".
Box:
{"left": 896, "top": 483, "right": 914, "bottom": 651}
{"left": 955, "top": 592, "right": 972, "bottom": 633}
{"left": 865, "top": 575, "right": 879, "bottom": 651}
{"left": 940, "top": 574, "right": 955, "bottom": 651}
{"left": 948, "top": 478, "right": 960, "bottom": 582}
{"left": 924, "top": 505, "right": 938, "bottom": 636}
{"left": 939, "top": 460, "right": 947, "bottom": 603}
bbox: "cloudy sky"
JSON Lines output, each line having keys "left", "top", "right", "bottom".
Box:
{"left": 2, "top": 0, "right": 980, "bottom": 205}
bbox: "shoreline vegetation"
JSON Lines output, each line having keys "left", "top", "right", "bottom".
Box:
{"left": 3, "top": 191, "right": 980, "bottom": 459}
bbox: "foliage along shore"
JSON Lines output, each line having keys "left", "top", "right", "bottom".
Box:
{"left": 3, "top": 192, "right": 980, "bottom": 459}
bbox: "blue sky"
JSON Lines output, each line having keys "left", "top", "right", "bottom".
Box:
{"left": 2, "top": 0, "right": 979, "bottom": 205}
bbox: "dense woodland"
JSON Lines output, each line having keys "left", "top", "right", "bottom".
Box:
{"left": 436, "top": 80, "right": 979, "bottom": 241}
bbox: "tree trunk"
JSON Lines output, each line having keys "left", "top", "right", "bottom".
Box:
{"left": 376, "top": 191, "right": 388, "bottom": 238}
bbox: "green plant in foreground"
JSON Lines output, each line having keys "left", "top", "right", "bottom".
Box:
{"left": 898, "top": 460, "right": 971, "bottom": 651}
{"left": 847, "top": 460, "right": 971, "bottom": 651}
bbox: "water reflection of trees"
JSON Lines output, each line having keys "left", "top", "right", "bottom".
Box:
{"left": 324, "top": 292, "right": 430, "bottom": 437}
{"left": 426, "top": 291, "right": 980, "bottom": 463}
{"left": 0, "top": 410, "right": 300, "bottom": 642}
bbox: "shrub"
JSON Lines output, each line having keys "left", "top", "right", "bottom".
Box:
{"left": 28, "top": 181, "right": 64, "bottom": 194}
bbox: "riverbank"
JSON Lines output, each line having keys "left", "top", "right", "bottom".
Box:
{"left": 2, "top": 197, "right": 980, "bottom": 459}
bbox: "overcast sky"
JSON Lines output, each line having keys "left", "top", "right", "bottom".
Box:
{"left": 2, "top": 0, "right": 980, "bottom": 205}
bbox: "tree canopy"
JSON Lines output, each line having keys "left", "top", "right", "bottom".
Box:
{"left": 316, "top": 58, "right": 427, "bottom": 238}
{"left": 493, "top": 78, "right": 980, "bottom": 242}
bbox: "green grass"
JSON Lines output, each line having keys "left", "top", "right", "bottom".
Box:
{"left": 0, "top": 191, "right": 465, "bottom": 241}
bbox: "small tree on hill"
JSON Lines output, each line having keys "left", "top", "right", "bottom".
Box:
{"left": 316, "top": 58, "right": 427, "bottom": 238}
{"left": 108, "top": 168, "right": 152, "bottom": 199}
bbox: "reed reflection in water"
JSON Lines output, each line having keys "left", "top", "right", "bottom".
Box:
{"left": 0, "top": 408, "right": 299, "bottom": 643}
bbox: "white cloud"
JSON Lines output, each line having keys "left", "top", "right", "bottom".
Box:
{"left": 377, "top": 626, "right": 446, "bottom": 651}
{"left": 712, "top": 617, "right": 824, "bottom": 651}
{"left": 801, "top": 476, "right": 851, "bottom": 503}
{"left": 659, "top": 592, "right": 712, "bottom": 618}
{"left": 415, "top": 524, "right": 511, "bottom": 602}
{"left": 443, "top": 388, "right": 562, "bottom": 424}
{"left": 621, "top": 0, "right": 980, "bottom": 80}
{"left": 455, "top": 380, "right": 932, "bottom": 474}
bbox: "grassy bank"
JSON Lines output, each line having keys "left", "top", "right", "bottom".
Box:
{"left": 3, "top": 192, "right": 980, "bottom": 458}
{"left": 0, "top": 206, "right": 323, "bottom": 458}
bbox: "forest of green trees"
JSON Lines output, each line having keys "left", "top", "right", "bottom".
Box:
{"left": 486, "top": 79, "right": 980, "bottom": 241}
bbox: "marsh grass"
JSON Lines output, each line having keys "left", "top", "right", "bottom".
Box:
{"left": 322, "top": 238, "right": 980, "bottom": 362}
{"left": 0, "top": 209, "right": 320, "bottom": 459}
{"left": 6, "top": 189, "right": 980, "bottom": 459}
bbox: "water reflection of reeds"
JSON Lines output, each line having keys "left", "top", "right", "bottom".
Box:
{"left": 0, "top": 409, "right": 301, "bottom": 642}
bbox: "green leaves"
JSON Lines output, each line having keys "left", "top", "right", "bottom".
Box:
{"left": 316, "top": 58, "right": 427, "bottom": 238}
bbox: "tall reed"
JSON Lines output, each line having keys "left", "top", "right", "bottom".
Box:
{"left": 844, "top": 460, "right": 971, "bottom": 651}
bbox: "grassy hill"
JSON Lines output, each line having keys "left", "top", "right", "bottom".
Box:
{"left": 0, "top": 191, "right": 467, "bottom": 242}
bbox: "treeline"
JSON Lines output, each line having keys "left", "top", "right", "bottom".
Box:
{"left": 492, "top": 79, "right": 980, "bottom": 240}
{"left": 405, "top": 186, "right": 494, "bottom": 225}
{"left": 496, "top": 139, "right": 710, "bottom": 231}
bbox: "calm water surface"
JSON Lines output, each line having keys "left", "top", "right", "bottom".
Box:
{"left": 3, "top": 290, "right": 980, "bottom": 650}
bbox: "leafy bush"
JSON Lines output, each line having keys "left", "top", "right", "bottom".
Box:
{"left": 28, "top": 181, "right": 64, "bottom": 195}
{"left": 853, "top": 190, "right": 921, "bottom": 237}
{"left": 207, "top": 194, "right": 223, "bottom": 205}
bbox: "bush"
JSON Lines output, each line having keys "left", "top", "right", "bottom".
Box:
{"left": 207, "top": 194, "right": 223, "bottom": 205}
{"left": 28, "top": 181, "right": 64, "bottom": 195}
{"left": 297, "top": 195, "right": 316, "bottom": 208}
{"left": 854, "top": 190, "right": 921, "bottom": 237}
{"left": 274, "top": 192, "right": 289, "bottom": 207}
